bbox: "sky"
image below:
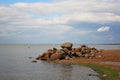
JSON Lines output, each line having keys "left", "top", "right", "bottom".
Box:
{"left": 0, "top": 0, "right": 120, "bottom": 44}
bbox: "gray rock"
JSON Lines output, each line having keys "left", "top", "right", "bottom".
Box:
{"left": 61, "top": 42, "right": 73, "bottom": 49}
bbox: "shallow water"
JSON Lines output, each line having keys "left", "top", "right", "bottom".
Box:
{"left": 0, "top": 44, "right": 119, "bottom": 80}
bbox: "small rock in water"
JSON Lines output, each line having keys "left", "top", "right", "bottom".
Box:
{"left": 88, "top": 74, "right": 98, "bottom": 76}
{"left": 28, "top": 57, "right": 33, "bottom": 59}
{"left": 32, "top": 60, "right": 37, "bottom": 63}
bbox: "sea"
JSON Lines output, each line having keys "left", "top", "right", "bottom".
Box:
{"left": 0, "top": 44, "right": 120, "bottom": 80}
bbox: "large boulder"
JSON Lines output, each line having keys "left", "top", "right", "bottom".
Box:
{"left": 50, "top": 49, "right": 68, "bottom": 60}
{"left": 50, "top": 50, "right": 64, "bottom": 60}
{"left": 50, "top": 53, "right": 62, "bottom": 60}
{"left": 61, "top": 42, "right": 73, "bottom": 50}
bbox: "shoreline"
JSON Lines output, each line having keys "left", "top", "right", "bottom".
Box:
{"left": 47, "top": 49, "right": 120, "bottom": 80}
{"left": 50, "top": 49, "right": 120, "bottom": 67}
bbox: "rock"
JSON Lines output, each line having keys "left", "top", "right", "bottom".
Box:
{"left": 86, "top": 48, "right": 91, "bottom": 54}
{"left": 36, "top": 50, "right": 53, "bottom": 60}
{"left": 28, "top": 57, "right": 33, "bottom": 59}
{"left": 62, "top": 48, "right": 71, "bottom": 56}
{"left": 85, "top": 54, "right": 90, "bottom": 58}
{"left": 90, "top": 53, "right": 96, "bottom": 58}
{"left": 81, "top": 45, "right": 86, "bottom": 47}
{"left": 32, "top": 60, "right": 37, "bottom": 63}
{"left": 53, "top": 48, "right": 57, "bottom": 53}
{"left": 36, "top": 55, "right": 42, "bottom": 60}
{"left": 50, "top": 53, "right": 62, "bottom": 60}
{"left": 97, "top": 55, "right": 102, "bottom": 58}
{"left": 65, "top": 56, "right": 70, "bottom": 60}
{"left": 76, "top": 52, "right": 82, "bottom": 57}
{"left": 91, "top": 47, "right": 97, "bottom": 50}
{"left": 62, "top": 48, "right": 69, "bottom": 53}
{"left": 50, "top": 49, "right": 64, "bottom": 60}
{"left": 88, "top": 74, "right": 98, "bottom": 76}
{"left": 61, "top": 42, "right": 73, "bottom": 50}
{"left": 81, "top": 47, "right": 86, "bottom": 54}
{"left": 91, "top": 49, "right": 98, "bottom": 54}
{"left": 70, "top": 52, "right": 77, "bottom": 57}
{"left": 73, "top": 47, "right": 81, "bottom": 52}
{"left": 35, "top": 42, "right": 102, "bottom": 61}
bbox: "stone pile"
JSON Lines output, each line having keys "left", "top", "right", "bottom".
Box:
{"left": 35, "top": 42, "right": 102, "bottom": 61}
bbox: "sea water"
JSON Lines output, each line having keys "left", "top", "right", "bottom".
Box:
{"left": 0, "top": 44, "right": 119, "bottom": 80}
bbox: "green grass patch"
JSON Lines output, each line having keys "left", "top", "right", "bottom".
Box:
{"left": 76, "top": 63, "right": 118, "bottom": 80}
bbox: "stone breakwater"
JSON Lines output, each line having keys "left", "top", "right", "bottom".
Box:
{"left": 35, "top": 42, "right": 103, "bottom": 61}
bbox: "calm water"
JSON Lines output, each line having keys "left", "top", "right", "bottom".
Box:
{"left": 0, "top": 44, "right": 119, "bottom": 80}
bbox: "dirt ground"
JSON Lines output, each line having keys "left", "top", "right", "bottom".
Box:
{"left": 52, "top": 49, "right": 120, "bottom": 70}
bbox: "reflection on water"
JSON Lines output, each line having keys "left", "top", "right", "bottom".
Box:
{"left": 40, "top": 62, "right": 73, "bottom": 80}
{"left": 57, "top": 64, "right": 72, "bottom": 80}
{"left": 40, "top": 61, "right": 100, "bottom": 80}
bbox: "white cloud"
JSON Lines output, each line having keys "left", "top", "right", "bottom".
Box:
{"left": 10, "top": 0, "right": 120, "bottom": 15}
{"left": 97, "top": 26, "right": 110, "bottom": 32}
{"left": 52, "top": 13, "right": 120, "bottom": 23}
{"left": 0, "top": 0, "right": 119, "bottom": 43}
{"left": 0, "top": 0, "right": 119, "bottom": 27}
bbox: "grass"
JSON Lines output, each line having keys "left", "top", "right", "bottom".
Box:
{"left": 76, "top": 63, "right": 118, "bottom": 80}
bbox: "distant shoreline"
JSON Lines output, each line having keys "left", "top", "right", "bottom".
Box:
{"left": 0, "top": 43, "right": 120, "bottom": 45}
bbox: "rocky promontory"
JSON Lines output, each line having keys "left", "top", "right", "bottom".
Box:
{"left": 35, "top": 42, "right": 102, "bottom": 61}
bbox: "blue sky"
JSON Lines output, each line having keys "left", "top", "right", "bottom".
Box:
{"left": 0, "top": 0, "right": 53, "bottom": 4}
{"left": 0, "top": 0, "right": 120, "bottom": 44}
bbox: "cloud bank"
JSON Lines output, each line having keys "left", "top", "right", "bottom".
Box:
{"left": 0, "top": 0, "right": 120, "bottom": 43}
